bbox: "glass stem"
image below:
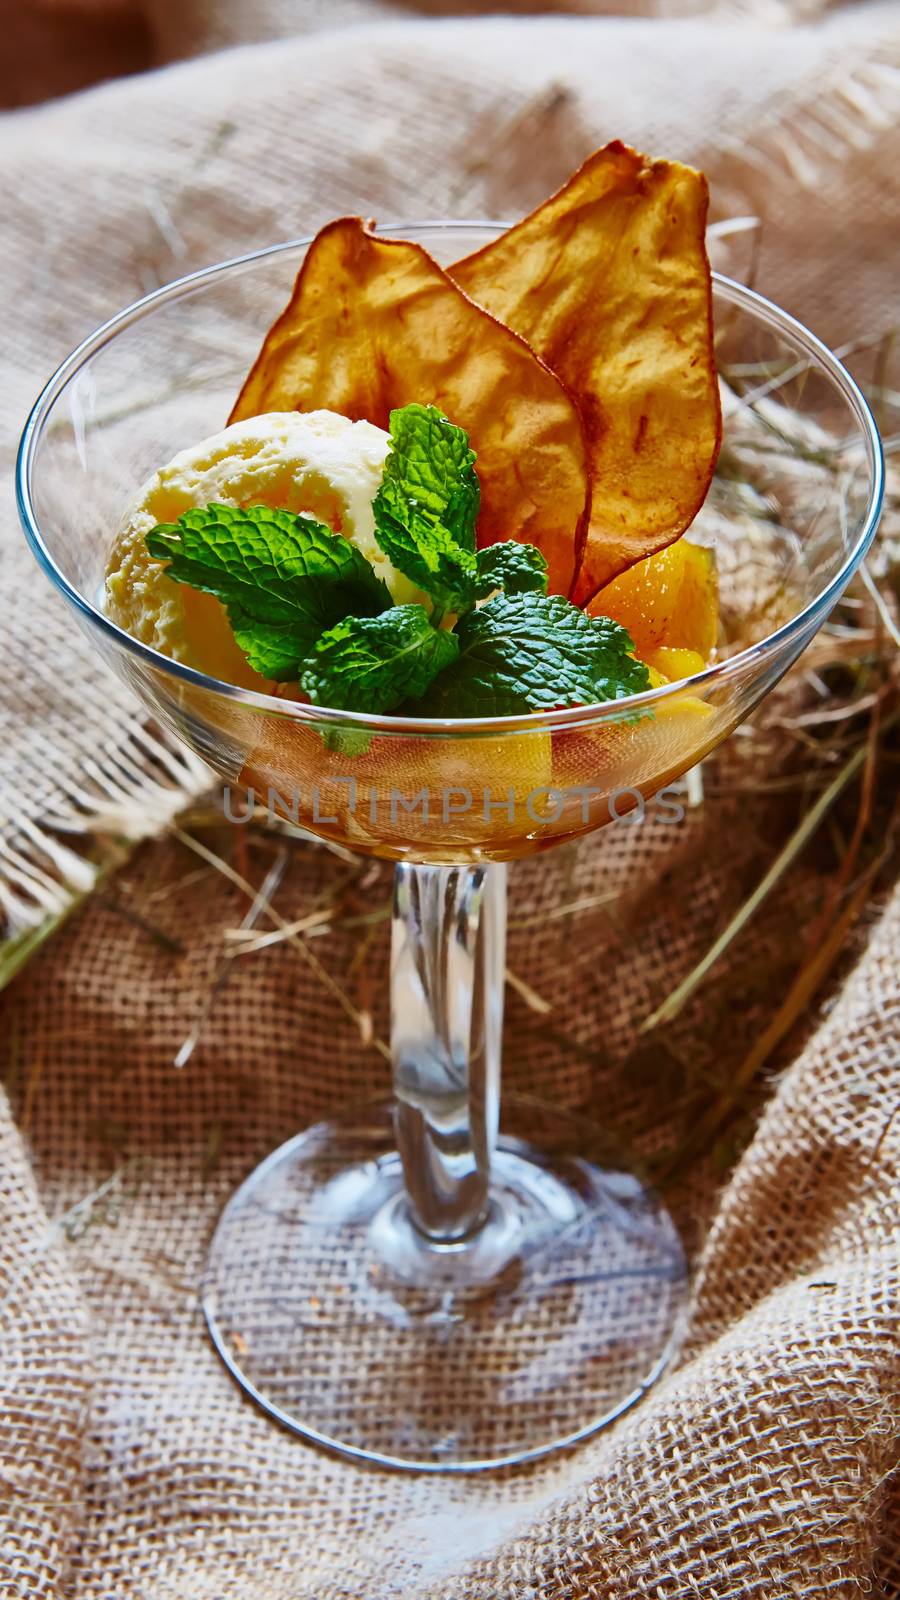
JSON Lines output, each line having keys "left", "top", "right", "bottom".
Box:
{"left": 391, "top": 862, "right": 506, "bottom": 1244}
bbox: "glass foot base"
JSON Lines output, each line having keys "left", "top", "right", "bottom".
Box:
{"left": 202, "top": 1099, "right": 687, "bottom": 1471}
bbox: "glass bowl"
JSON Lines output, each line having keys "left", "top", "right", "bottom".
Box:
{"left": 17, "top": 225, "right": 884, "bottom": 1471}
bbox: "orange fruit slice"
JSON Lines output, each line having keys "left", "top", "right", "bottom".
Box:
{"left": 645, "top": 646, "right": 708, "bottom": 684}
{"left": 589, "top": 539, "right": 717, "bottom": 660}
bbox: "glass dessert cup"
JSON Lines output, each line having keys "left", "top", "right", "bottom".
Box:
{"left": 17, "top": 226, "right": 883, "bottom": 1471}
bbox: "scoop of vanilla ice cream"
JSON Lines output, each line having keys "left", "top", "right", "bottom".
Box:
{"left": 105, "top": 409, "right": 420, "bottom": 681}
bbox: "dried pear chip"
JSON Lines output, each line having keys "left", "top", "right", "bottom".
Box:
{"left": 452, "top": 143, "right": 721, "bottom": 602}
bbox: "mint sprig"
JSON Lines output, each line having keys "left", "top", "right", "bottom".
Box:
{"left": 146, "top": 503, "right": 390, "bottom": 680}
{"left": 301, "top": 606, "right": 459, "bottom": 714}
{"left": 372, "top": 404, "right": 480, "bottom": 619}
{"left": 418, "top": 593, "right": 651, "bottom": 717}
{"left": 475, "top": 542, "right": 548, "bottom": 598}
{"left": 143, "top": 406, "right": 655, "bottom": 733}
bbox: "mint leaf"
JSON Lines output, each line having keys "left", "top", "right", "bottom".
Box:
{"left": 476, "top": 542, "right": 548, "bottom": 598}
{"left": 320, "top": 726, "right": 374, "bottom": 757}
{"left": 372, "top": 404, "right": 480, "bottom": 616}
{"left": 418, "top": 593, "right": 651, "bottom": 717}
{"left": 301, "top": 606, "right": 459, "bottom": 714}
{"left": 146, "top": 503, "right": 390, "bottom": 680}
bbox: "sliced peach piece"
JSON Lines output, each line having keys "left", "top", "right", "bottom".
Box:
{"left": 674, "top": 544, "right": 718, "bottom": 659}
{"left": 589, "top": 540, "right": 717, "bottom": 660}
{"left": 645, "top": 646, "right": 707, "bottom": 684}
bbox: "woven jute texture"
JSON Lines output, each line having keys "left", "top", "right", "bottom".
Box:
{"left": 2, "top": 791, "right": 898, "bottom": 1598}
{"left": 1, "top": 3, "right": 899, "bottom": 1596}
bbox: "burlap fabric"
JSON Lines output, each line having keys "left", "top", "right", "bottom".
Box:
{"left": 1, "top": 3, "right": 899, "bottom": 1595}
{"left": 3, "top": 794, "right": 899, "bottom": 1598}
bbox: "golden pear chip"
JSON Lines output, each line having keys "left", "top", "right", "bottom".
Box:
{"left": 452, "top": 142, "right": 721, "bottom": 603}
{"left": 230, "top": 218, "right": 590, "bottom": 595}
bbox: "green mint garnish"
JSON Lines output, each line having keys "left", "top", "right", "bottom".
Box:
{"left": 320, "top": 726, "right": 375, "bottom": 757}
{"left": 300, "top": 606, "right": 459, "bottom": 714}
{"left": 142, "top": 411, "right": 655, "bottom": 737}
{"left": 418, "top": 593, "right": 651, "bottom": 717}
{"left": 475, "top": 542, "right": 548, "bottom": 598}
{"left": 145, "top": 503, "right": 391, "bottom": 680}
{"left": 372, "top": 404, "right": 480, "bottom": 619}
